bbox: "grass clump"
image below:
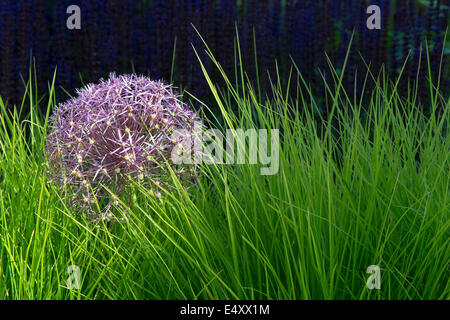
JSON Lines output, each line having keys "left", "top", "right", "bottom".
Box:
{"left": 0, "top": 44, "right": 448, "bottom": 299}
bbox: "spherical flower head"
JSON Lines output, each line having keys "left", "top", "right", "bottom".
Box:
{"left": 45, "top": 73, "right": 200, "bottom": 221}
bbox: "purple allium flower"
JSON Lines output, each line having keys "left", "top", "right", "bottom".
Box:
{"left": 45, "top": 73, "right": 200, "bottom": 221}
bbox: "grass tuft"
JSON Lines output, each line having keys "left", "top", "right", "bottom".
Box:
{"left": 0, "top": 42, "right": 448, "bottom": 299}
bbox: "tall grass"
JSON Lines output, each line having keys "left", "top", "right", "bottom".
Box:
{"left": 0, "top": 41, "right": 448, "bottom": 299}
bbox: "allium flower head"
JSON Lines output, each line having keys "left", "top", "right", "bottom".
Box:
{"left": 45, "top": 73, "right": 200, "bottom": 221}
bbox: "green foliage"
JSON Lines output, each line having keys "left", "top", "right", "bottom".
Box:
{"left": 0, "top": 43, "right": 448, "bottom": 300}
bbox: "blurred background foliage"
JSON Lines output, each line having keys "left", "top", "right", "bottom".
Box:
{"left": 0, "top": 0, "right": 448, "bottom": 113}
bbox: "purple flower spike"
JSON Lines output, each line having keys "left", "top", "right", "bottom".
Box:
{"left": 45, "top": 73, "right": 200, "bottom": 221}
